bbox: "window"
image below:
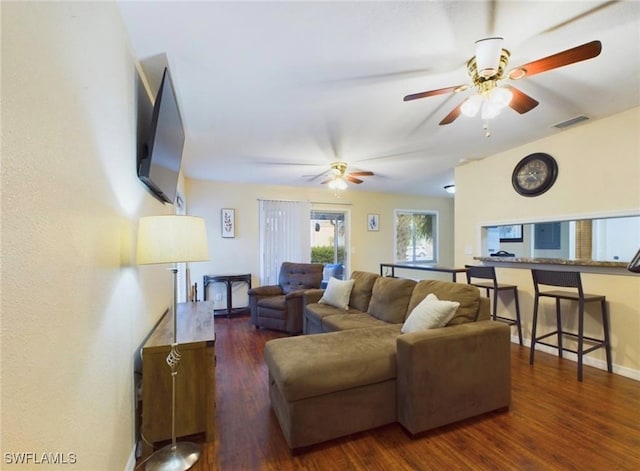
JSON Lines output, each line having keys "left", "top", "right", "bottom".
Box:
{"left": 394, "top": 210, "right": 438, "bottom": 263}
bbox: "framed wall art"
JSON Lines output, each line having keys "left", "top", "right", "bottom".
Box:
{"left": 367, "top": 213, "right": 380, "bottom": 232}
{"left": 221, "top": 208, "right": 235, "bottom": 238}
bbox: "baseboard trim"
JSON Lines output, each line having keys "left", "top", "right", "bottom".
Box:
{"left": 510, "top": 335, "right": 640, "bottom": 382}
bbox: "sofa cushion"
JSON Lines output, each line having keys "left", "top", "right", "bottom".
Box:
{"left": 367, "top": 277, "right": 417, "bottom": 324}
{"left": 401, "top": 293, "right": 460, "bottom": 333}
{"left": 408, "top": 280, "right": 480, "bottom": 325}
{"left": 257, "top": 294, "right": 285, "bottom": 311}
{"left": 264, "top": 324, "right": 401, "bottom": 402}
{"left": 349, "top": 271, "right": 380, "bottom": 311}
{"left": 305, "top": 302, "right": 360, "bottom": 323}
{"left": 319, "top": 277, "right": 355, "bottom": 310}
{"left": 322, "top": 312, "right": 390, "bottom": 332}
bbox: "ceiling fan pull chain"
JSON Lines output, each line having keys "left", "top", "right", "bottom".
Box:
{"left": 483, "top": 120, "right": 491, "bottom": 138}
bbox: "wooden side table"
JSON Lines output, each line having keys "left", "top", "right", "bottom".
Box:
{"left": 140, "top": 302, "right": 215, "bottom": 458}
{"left": 203, "top": 273, "right": 252, "bottom": 317}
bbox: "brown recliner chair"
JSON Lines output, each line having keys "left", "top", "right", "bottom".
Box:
{"left": 248, "top": 262, "right": 323, "bottom": 334}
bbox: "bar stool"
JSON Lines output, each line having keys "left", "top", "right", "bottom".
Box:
{"left": 465, "top": 265, "right": 523, "bottom": 345}
{"left": 530, "top": 269, "right": 612, "bottom": 381}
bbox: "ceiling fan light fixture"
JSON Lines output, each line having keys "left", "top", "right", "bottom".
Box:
{"left": 461, "top": 94, "right": 483, "bottom": 117}
{"left": 490, "top": 86, "right": 513, "bottom": 108}
{"left": 475, "top": 37, "right": 504, "bottom": 78}
{"left": 328, "top": 177, "right": 348, "bottom": 191}
{"left": 481, "top": 100, "right": 501, "bottom": 120}
{"left": 473, "top": 85, "right": 513, "bottom": 120}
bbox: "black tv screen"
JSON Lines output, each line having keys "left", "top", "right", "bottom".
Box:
{"left": 138, "top": 67, "right": 184, "bottom": 204}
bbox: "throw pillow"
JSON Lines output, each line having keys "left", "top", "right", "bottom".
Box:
{"left": 401, "top": 293, "right": 460, "bottom": 333}
{"left": 318, "top": 278, "right": 355, "bottom": 310}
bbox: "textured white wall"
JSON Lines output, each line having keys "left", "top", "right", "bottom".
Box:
{"left": 455, "top": 107, "right": 640, "bottom": 377}
{"left": 2, "top": 2, "right": 173, "bottom": 469}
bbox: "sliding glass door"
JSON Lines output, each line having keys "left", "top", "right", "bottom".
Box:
{"left": 310, "top": 209, "right": 348, "bottom": 283}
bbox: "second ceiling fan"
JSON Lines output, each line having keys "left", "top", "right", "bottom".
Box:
{"left": 403, "top": 38, "right": 602, "bottom": 135}
{"left": 320, "top": 161, "right": 374, "bottom": 190}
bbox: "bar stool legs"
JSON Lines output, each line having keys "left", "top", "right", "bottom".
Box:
{"left": 466, "top": 265, "right": 523, "bottom": 345}
{"left": 600, "top": 298, "right": 613, "bottom": 373}
{"left": 489, "top": 285, "right": 523, "bottom": 345}
{"left": 529, "top": 269, "right": 613, "bottom": 382}
{"left": 512, "top": 288, "right": 523, "bottom": 346}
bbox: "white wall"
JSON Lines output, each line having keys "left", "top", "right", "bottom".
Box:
{"left": 2, "top": 3, "right": 174, "bottom": 469}
{"left": 455, "top": 107, "right": 640, "bottom": 378}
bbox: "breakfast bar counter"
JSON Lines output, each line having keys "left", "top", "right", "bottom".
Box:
{"left": 473, "top": 256, "right": 635, "bottom": 276}
{"left": 474, "top": 256, "right": 628, "bottom": 268}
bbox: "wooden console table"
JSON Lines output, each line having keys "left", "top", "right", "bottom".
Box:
{"left": 380, "top": 263, "right": 469, "bottom": 282}
{"left": 141, "top": 302, "right": 215, "bottom": 458}
{"left": 203, "top": 273, "right": 252, "bottom": 317}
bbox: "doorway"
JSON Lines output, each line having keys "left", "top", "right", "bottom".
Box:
{"left": 310, "top": 210, "right": 348, "bottom": 284}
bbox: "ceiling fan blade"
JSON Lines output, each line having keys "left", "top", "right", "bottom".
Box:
{"left": 403, "top": 85, "right": 467, "bottom": 102}
{"left": 349, "top": 171, "right": 374, "bottom": 177}
{"left": 346, "top": 175, "right": 363, "bottom": 184}
{"left": 305, "top": 170, "right": 330, "bottom": 182}
{"left": 508, "top": 40, "right": 602, "bottom": 79}
{"left": 320, "top": 178, "right": 331, "bottom": 185}
{"left": 504, "top": 85, "right": 539, "bottom": 114}
{"left": 439, "top": 102, "right": 464, "bottom": 125}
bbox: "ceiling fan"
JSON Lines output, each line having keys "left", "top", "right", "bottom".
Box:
{"left": 403, "top": 38, "right": 602, "bottom": 136}
{"left": 319, "top": 161, "right": 374, "bottom": 190}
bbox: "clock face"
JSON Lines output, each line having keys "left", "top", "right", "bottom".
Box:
{"left": 512, "top": 153, "right": 558, "bottom": 196}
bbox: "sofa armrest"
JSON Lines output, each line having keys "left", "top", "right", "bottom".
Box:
{"left": 284, "top": 289, "right": 305, "bottom": 300}
{"left": 396, "top": 320, "right": 511, "bottom": 435}
{"left": 303, "top": 288, "right": 324, "bottom": 305}
{"left": 477, "top": 296, "right": 491, "bottom": 321}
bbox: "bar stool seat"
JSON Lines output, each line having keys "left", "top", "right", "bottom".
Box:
{"left": 465, "top": 265, "right": 523, "bottom": 345}
{"left": 530, "top": 269, "right": 612, "bottom": 381}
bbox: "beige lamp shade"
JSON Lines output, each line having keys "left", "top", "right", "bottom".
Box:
{"left": 136, "top": 215, "right": 209, "bottom": 265}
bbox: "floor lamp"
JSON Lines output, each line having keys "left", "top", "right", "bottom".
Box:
{"left": 137, "top": 215, "right": 210, "bottom": 471}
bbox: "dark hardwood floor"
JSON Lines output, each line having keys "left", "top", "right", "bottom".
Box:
{"left": 142, "top": 315, "right": 640, "bottom": 470}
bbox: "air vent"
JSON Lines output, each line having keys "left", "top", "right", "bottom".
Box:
{"left": 554, "top": 115, "right": 590, "bottom": 129}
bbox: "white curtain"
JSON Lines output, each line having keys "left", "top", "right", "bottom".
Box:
{"left": 175, "top": 192, "right": 188, "bottom": 303}
{"left": 259, "top": 199, "right": 311, "bottom": 285}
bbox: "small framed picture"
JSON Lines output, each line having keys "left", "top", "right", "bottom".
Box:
{"left": 367, "top": 213, "right": 380, "bottom": 232}
{"left": 221, "top": 208, "right": 235, "bottom": 238}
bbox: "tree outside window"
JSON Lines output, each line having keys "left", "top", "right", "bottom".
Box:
{"left": 395, "top": 210, "right": 437, "bottom": 263}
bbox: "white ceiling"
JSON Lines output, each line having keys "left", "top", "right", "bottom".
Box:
{"left": 117, "top": 1, "right": 640, "bottom": 197}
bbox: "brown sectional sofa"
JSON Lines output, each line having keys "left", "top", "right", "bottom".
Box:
{"left": 264, "top": 271, "right": 511, "bottom": 450}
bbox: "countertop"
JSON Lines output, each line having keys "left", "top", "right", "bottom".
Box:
{"left": 474, "top": 256, "right": 629, "bottom": 268}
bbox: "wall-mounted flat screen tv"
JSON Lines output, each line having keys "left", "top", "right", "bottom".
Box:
{"left": 138, "top": 67, "right": 184, "bottom": 204}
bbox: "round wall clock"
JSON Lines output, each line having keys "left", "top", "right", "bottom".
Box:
{"left": 512, "top": 153, "right": 558, "bottom": 196}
